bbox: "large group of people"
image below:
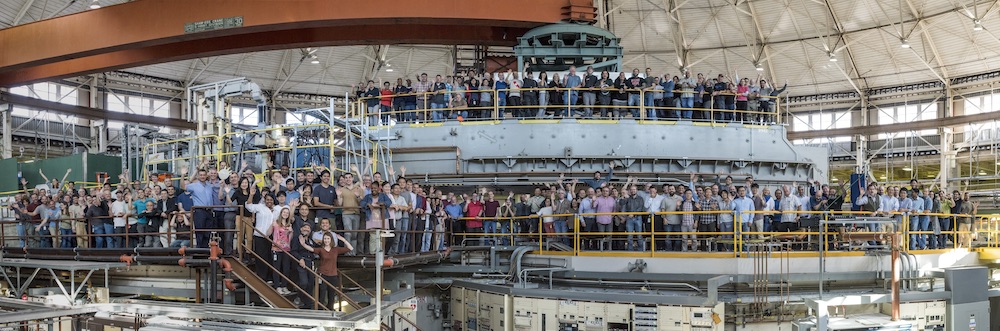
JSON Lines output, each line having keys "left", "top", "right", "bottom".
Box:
{"left": 353, "top": 66, "right": 788, "bottom": 124}
{"left": 3, "top": 158, "right": 984, "bottom": 307}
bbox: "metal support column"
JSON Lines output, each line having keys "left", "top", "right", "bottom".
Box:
{"left": 940, "top": 88, "right": 954, "bottom": 189}
{"left": 1, "top": 103, "right": 11, "bottom": 159}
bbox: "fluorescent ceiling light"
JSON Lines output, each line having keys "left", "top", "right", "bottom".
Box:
{"left": 900, "top": 38, "right": 910, "bottom": 48}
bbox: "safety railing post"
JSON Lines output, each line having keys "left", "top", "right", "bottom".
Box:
{"left": 639, "top": 89, "right": 645, "bottom": 121}
{"left": 902, "top": 213, "right": 909, "bottom": 252}
{"left": 494, "top": 89, "right": 500, "bottom": 120}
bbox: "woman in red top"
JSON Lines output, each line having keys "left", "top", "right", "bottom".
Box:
{"left": 379, "top": 81, "right": 393, "bottom": 125}
{"left": 300, "top": 231, "right": 353, "bottom": 310}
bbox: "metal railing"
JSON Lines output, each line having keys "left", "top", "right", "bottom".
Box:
{"left": 445, "top": 210, "right": 990, "bottom": 257}
{"left": 352, "top": 87, "right": 783, "bottom": 126}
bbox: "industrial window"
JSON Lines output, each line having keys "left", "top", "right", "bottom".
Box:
{"left": 230, "top": 106, "right": 259, "bottom": 126}
{"left": 10, "top": 82, "right": 79, "bottom": 105}
{"left": 790, "top": 111, "right": 851, "bottom": 143}
{"left": 286, "top": 113, "right": 305, "bottom": 125}
{"left": 106, "top": 94, "right": 171, "bottom": 118}
{"left": 876, "top": 103, "right": 937, "bottom": 139}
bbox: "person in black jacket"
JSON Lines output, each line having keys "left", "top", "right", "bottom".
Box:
{"left": 290, "top": 222, "right": 319, "bottom": 308}
{"left": 86, "top": 194, "right": 112, "bottom": 248}
{"left": 157, "top": 190, "right": 178, "bottom": 248}
{"left": 139, "top": 200, "right": 163, "bottom": 247}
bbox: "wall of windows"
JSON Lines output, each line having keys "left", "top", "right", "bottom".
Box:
{"left": 876, "top": 103, "right": 937, "bottom": 139}
{"left": 10, "top": 83, "right": 81, "bottom": 123}
{"left": 963, "top": 93, "right": 1000, "bottom": 142}
{"left": 790, "top": 111, "right": 852, "bottom": 144}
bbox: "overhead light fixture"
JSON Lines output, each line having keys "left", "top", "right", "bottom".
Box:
{"left": 89, "top": 0, "right": 100, "bottom": 9}
{"left": 974, "top": 20, "right": 984, "bottom": 31}
{"left": 926, "top": 174, "right": 935, "bottom": 178}
{"left": 754, "top": 62, "right": 764, "bottom": 71}
{"left": 879, "top": 175, "right": 887, "bottom": 180}
{"left": 831, "top": 177, "right": 839, "bottom": 182}
{"left": 828, "top": 52, "right": 838, "bottom": 62}
{"left": 979, "top": 170, "right": 987, "bottom": 176}
{"left": 309, "top": 55, "right": 319, "bottom": 64}
{"left": 902, "top": 166, "right": 913, "bottom": 171}
{"left": 385, "top": 68, "right": 394, "bottom": 72}
{"left": 900, "top": 38, "right": 910, "bottom": 48}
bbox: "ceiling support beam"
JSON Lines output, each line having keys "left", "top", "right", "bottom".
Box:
{"left": 0, "top": 92, "right": 197, "bottom": 130}
{"left": 787, "top": 110, "right": 998, "bottom": 141}
{"left": 902, "top": 0, "right": 951, "bottom": 88}
{"left": 11, "top": 0, "right": 37, "bottom": 26}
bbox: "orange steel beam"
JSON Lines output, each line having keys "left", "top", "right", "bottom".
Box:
{"left": 0, "top": 0, "right": 593, "bottom": 87}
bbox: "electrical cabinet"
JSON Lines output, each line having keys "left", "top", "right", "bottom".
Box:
{"left": 452, "top": 284, "right": 725, "bottom": 331}
{"left": 883, "top": 301, "right": 946, "bottom": 331}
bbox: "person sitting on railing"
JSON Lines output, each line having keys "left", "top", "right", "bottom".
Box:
{"left": 169, "top": 210, "right": 192, "bottom": 248}
{"left": 299, "top": 230, "right": 353, "bottom": 311}
{"left": 449, "top": 92, "right": 468, "bottom": 121}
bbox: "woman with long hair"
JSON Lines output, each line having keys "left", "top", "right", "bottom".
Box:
{"left": 300, "top": 231, "right": 353, "bottom": 310}
{"left": 231, "top": 176, "right": 259, "bottom": 250}
{"left": 267, "top": 206, "right": 293, "bottom": 294}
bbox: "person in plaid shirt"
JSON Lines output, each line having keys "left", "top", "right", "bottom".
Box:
{"left": 699, "top": 191, "right": 721, "bottom": 252}
{"left": 679, "top": 189, "right": 699, "bottom": 251}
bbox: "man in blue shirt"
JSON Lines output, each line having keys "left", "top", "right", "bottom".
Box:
{"left": 732, "top": 186, "right": 755, "bottom": 249}
{"left": 561, "top": 66, "right": 582, "bottom": 117}
{"left": 186, "top": 169, "right": 219, "bottom": 248}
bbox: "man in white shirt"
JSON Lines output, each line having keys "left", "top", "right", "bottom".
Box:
{"left": 644, "top": 187, "right": 666, "bottom": 250}
{"left": 110, "top": 191, "right": 128, "bottom": 248}
{"left": 879, "top": 186, "right": 900, "bottom": 233}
